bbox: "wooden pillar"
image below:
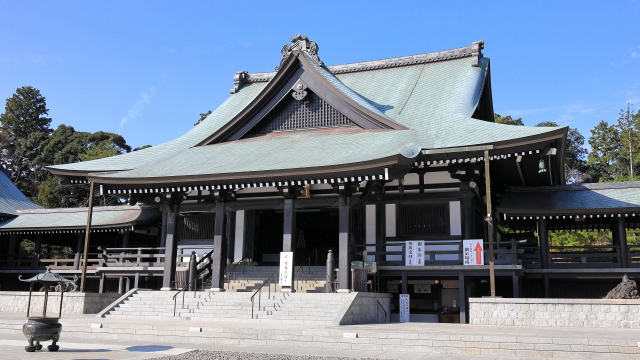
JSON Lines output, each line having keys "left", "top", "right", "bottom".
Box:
{"left": 338, "top": 194, "right": 351, "bottom": 292}
{"left": 32, "top": 234, "right": 42, "bottom": 269}
{"left": 512, "top": 271, "right": 520, "bottom": 298}
{"left": 8, "top": 234, "right": 16, "bottom": 266}
{"left": 122, "top": 231, "right": 130, "bottom": 248}
{"left": 118, "top": 277, "right": 124, "bottom": 294}
{"left": 617, "top": 215, "right": 630, "bottom": 268}
{"left": 401, "top": 271, "right": 408, "bottom": 294}
{"left": 159, "top": 210, "right": 168, "bottom": 249}
{"left": 209, "top": 201, "right": 227, "bottom": 291}
{"left": 458, "top": 272, "right": 466, "bottom": 324}
{"left": 483, "top": 150, "right": 496, "bottom": 297}
{"left": 461, "top": 182, "right": 474, "bottom": 240}
{"left": 74, "top": 233, "right": 83, "bottom": 270}
{"left": 226, "top": 211, "right": 236, "bottom": 265}
{"left": 376, "top": 201, "right": 386, "bottom": 263}
{"left": 80, "top": 182, "right": 95, "bottom": 293}
{"left": 283, "top": 199, "right": 296, "bottom": 253}
{"left": 538, "top": 218, "right": 550, "bottom": 268}
{"left": 161, "top": 202, "right": 180, "bottom": 290}
{"left": 98, "top": 273, "right": 105, "bottom": 293}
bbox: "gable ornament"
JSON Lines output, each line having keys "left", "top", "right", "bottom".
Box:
{"left": 276, "top": 33, "right": 323, "bottom": 71}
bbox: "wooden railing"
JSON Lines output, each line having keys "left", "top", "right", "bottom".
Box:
{"left": 547, "top": 245, "right": 621, "bottom": 268}
{"left": 0, "top": 252, "right": 101, "bottom": 270}
{"left": 630, "top": 245, "right": 640, "bottom": 267}
{"left": 98, "top": 247, "right": 166, "bottom": 267}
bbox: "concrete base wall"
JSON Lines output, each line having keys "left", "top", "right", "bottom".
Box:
{"left": 336, "top": 292, "right": 392, "bottom": 325}
{"left": 470, "top": 297, "right": 640, "bottom": 329}
{"left": 0, "top": 291, "right": 121, "bottom": 314}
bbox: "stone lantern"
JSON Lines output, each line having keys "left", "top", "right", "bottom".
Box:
{"left": 18, "top": 268, "right": 76, "bottom": 352}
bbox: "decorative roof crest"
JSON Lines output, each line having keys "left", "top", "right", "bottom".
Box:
{"left": 276, "top": 33, "right": 322, "bottom": 71}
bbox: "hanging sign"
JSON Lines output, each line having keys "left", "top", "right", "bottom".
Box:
{"left": 463, "top": 239, "right": 484, "bottom": 265}
{"left": 279, "top": 252, "right": 293, "bottom": 286}
{"left": 405, "top": 241, "right": 425, "bottom": 266}
{"left": 400, "top": 294, "right": 410, "bottom": 322}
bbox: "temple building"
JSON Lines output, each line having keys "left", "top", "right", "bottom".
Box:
{"left": 2, "top": 35, "right": 638, "bottom": 323}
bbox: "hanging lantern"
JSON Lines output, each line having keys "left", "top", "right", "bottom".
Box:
{"left": 538, "top": 158, "right": 547, "bottom": 173}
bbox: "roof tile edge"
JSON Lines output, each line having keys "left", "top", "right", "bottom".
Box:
{"left": 236, "top": 42, "right": 482, "bottom": 86}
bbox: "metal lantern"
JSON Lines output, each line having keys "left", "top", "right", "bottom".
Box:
{"left": 18, "top": 268, "right": 76, "bottom": 352}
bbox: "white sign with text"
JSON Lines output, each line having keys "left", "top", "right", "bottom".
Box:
{"left": 463, "top": 239, "right": 484, "bottom": 265}
{"left": 405, "top": 241, "right": 425, "bottom": 266}
{"left": 279, "top": 252, "right": 293, "bottom": 286}
{"left": 400, "top": 294, "right": 410, "bottom": 322}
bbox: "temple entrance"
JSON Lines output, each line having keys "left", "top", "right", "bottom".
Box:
{"left": 248, "top": 208, "right": 339, "bottom": 265}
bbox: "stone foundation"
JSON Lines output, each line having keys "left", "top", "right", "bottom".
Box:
{"left": 336, "top": 292, "right": 392, "bottom": 325}
{"left": 469, "top": 297, "right": 640, "bottom": 328}
{"left": 0, "top": 291, "right": 121, "bottom": 314}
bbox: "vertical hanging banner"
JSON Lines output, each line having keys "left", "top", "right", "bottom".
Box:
{"left": 405, "top": 241, "right": 425, "bottom": 266}
{"left": 463, "top": 239, "right": 484, "bottom": 265}
{"left": 400, "top": 294, "right": 410, "bottom": 322}
{"left": 279, "top": 252, "right": 293, "bottom": 286}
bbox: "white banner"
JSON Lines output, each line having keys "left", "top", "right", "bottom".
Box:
{"left": 405, "top": 241, "right": 425, "bottom": 266}
{"left": 279, "top": 252, "right": 293, "bottom": 286}
{"left": 463, "top": 239, "right": 484, "bottom": 265}
{"left": 400, "top": 294, "right": 410, "bottom": 322}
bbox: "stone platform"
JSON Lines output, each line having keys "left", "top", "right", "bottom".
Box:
{"left": 1, "top": 312, "right": 640, "bottom": 359}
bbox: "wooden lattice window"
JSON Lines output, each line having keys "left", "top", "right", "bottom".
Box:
{"left": 178, "top": 213, "right": 215, "bottom": 240}
{"left": 244, "top": 91, "right": 357, "bottom": 137}
{"left": 399, "top": 204, "right": 448, "bottom": 236}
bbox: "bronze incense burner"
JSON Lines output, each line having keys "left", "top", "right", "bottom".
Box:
{"left": 19, "top": 269, "right": 76, "bottom": 352}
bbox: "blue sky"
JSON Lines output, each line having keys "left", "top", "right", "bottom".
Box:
{"left": 1, "top": 1, "right": 639, "bottom": 150}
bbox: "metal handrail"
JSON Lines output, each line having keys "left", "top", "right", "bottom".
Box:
{"left": 172, "top": 249, "right": 214, "bottom": 316}
{"left": 293, "top": 247, "right": 318, "bottom": 290}
{"left": 225, "top": 257, "right": 251, "bottom": 289}
{"left": 376, "top": 299, "right": 387, "bottom": 322}
{"left": 250, "top": 269, "right": 279, "bottom": 319}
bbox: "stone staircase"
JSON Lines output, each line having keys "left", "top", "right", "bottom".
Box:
{"left": 224, "top": 265, "right": 327, "bottom": 293}
{"left": 2, "top": 315, "right": 639, "bottom": 358}
{"left": 103, "top": 289, "right": 350, "bottom": 324}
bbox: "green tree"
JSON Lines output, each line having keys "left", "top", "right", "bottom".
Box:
{"left": 587, "top": 121, "right": 622, "bottom": 182}
{"left": 133, "top": 145, "right": 152, "bottom": 151}
{"left": 536, "top": 121, "right": 588, "bottom": 184}
{"left": 0, "top": 86, "right": 53, "bottom": 197}
{"left": 494, "top": 113, "right": 524, "bottom": 126}
{"left": 194, "top": 110, "right": 212, "bottom": 126}
{"left": 616, "top": 104, "right": 640, "bottom": 180}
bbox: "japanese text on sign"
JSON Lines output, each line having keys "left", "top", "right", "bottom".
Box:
{"left": 279, "top": 252, "right": 293, "bottom": 286}
{"left": 463, "top": 239, "right": 484, "bottom": 265}
{"left": 405, "top": 241, "right": 425, "bottom": 266}
{"left": 400, "top": 294, "right": 410, "bottom": 322}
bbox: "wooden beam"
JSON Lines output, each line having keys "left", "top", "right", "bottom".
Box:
{"left": 484, "top": 150, "right": 496, "bottom": 297}
{"left": 210, "top": 201, "right": 227, "bottom": 291}
{"left": 80, "top": 182, "right": 95, "bottom": 293}
{"left": 338, "top": 194, "right": 351, "bottom": 292}
{"left": 161, "top": 203, "right": 179, "bottom": 290}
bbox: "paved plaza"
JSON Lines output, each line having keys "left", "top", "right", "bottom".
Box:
{"left": 1, "top": 312, "right": 640, "bottom": 359}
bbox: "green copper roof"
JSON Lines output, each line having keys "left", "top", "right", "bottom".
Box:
{"left": 498, "top": 182, "right": 640, "bottom": 214}
{"left": 0, "top": 170, "right": 41, "bottom": 216}
{"left": 93, "top": 129, "right": 419, "bottom": 181}
{"left": 48, "top": 42, "right": 564, "bottom": 183}
{"left": 0, "top": 205, "right": 160, "bottom": 232}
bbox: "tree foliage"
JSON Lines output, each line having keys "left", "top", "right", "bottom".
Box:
{"left": 535, "top": 121, "right": 588, "bottom": 184}
{"left": 494, "top": 113, "right": 524, "bottom": 126}
{"left": 587, "top": 104, "right": 640, "bottom": 182}
{"left": 0, "top": 86, "right": 132, "bottom": 207}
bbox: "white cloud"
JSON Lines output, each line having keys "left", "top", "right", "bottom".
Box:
{"left": 632, "top": 52, "right": 640, "bottom": 59}
{"left": 119, "top": 87, "right": 156, "bottom": 133}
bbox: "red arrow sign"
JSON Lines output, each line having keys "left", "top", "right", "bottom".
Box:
{"left": 474, "top": 242, "right": 483, "bottom": 264}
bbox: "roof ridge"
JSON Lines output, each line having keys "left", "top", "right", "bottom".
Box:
{"left": 16, "top": 204, "right": 158, "bottom": 214}
{"left": 238, "top": 42, "right": 483, "bottom": 85}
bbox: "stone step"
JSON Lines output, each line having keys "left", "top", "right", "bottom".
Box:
{"left": 1, "top": 318, "right": 638, "bottom": 357}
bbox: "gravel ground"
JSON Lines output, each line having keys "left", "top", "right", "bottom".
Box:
{"left": 151, "top": 350, "right": 374, "bottom": 360}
